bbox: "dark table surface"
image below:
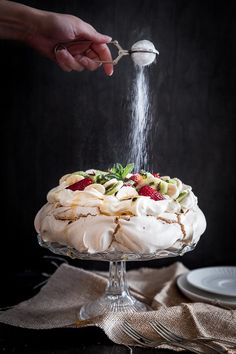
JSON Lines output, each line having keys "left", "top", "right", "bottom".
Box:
{"left": 0, "top": 266, "right": 194, "bottom": 354}
{"left": 1, "top": 324, "right": 194, "bottom": 354}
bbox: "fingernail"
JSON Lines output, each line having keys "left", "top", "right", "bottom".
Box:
{"left": 55, "top": 44, "right": 66, "bottom": 52}
{"left": 107, "top": 68, "right": 113, "bottom": 76}
{"left": 56, "top": 48, "right": 68, "bottom": 56}
{"left": 104, "top": 35, "right": 112, "bottom": 42}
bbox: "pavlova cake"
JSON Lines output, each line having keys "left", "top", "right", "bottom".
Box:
{"left": 35, "top": 163, "right": 206, "bottom": 254}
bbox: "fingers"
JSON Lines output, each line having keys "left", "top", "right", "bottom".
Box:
{"left": 55, "top": 41, "right": 113, "bottom": 75}
{"left": 55, "top": 48, "right": 84, "bottom": 72}
{"left": 55, "top": 47, "right": 101, "bottom": 72}
{"left": 81, "top": 30, "right": 111, "bottom": 44}
{"left": 62, "top": 39, "right": 113, "bottom": 75}
{"left": 77, "top": 48, "right": 101, "bottom": 71}
{"left": 87, "top": 32, "right": 112, "bottom": 44}
{"left": 79, "top": 56, "right": 101, "bottom": 71}
{"left": 66, "top": 41, "right": 93, "bottom": 57}
{"left": 91, "top": 43, "right": 113, "bottom": 76}
{"left": 74, "top": 20, "right": 113, "bottom": 75}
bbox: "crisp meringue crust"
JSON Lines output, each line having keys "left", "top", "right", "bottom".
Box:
{"left": 35, "top": 169, "right": 206, "bottom": 254}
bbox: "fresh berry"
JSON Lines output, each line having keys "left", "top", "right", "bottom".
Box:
{"left": 153, "top": 173, "right": 160, "bottom": 178}
{"left": 138, "top": 185, "right": 164, "bottom": 201}
{"left": 66, "top": 177, "right": 93, "bottom": 191}
{"left": 129, "top": 174, "right": 142, "bottom": 186}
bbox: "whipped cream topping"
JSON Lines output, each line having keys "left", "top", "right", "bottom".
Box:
{"left": 47, "top": 183, "right": 105, "bottom": 208}
{"left": 35, "top": 166, "right": 206, "bottom": 254}
{"left": 46, "top": 177, "right": 197, "bottom": 217}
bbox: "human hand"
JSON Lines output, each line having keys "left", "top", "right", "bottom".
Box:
{"left": 27, "top": 11, "right": 113, "bottom": 76}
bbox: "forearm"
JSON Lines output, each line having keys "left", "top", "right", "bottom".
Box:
{"left": 0, "top": 0, "right": 43, "bottom": 41}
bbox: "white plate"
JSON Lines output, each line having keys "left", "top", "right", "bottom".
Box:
{"left": 186, "top": 267, "right": 236, "bottom": 296}
{"left": 177, "top": 273, "right": 236, "bottom": 308}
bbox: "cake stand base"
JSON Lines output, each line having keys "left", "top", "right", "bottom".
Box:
{"left": 79, "top": 261, "right": 150, "bottom": 320}
{"left": 80, "top": 292, "right": 149, "bottom": 319}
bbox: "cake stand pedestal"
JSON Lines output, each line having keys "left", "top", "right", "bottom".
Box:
{"left": 80, "top": 260, "right": 148, "bottom": 319}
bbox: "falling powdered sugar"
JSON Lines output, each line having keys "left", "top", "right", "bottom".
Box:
{"left": 129, "top": 66, "right": 153, "bottom": 171}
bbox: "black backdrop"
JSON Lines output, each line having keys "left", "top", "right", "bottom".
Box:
{"left": 1, "top": 0, "right": 236, "bottom": 274}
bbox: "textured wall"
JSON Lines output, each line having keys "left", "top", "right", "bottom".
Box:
{"left": 1, "top": 0, "right": 235, "bottom": 271}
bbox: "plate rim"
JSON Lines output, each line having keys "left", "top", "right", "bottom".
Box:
{"left": 186, "top": 266, "right": 236, "bottom": 297}
{"left": 177, "top": 273, "right": 236, "bottom": 308}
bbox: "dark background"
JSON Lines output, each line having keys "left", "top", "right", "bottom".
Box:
{"left": 1, "top": 0, "right": 236, "bottom": 277}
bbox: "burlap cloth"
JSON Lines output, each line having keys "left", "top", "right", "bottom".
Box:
{"left": 0, "top": 262, "right": 236, "bottom": 353}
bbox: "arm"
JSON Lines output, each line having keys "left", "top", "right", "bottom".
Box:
{"left": 0, "top": 0, "right": 113, "bottom": 75}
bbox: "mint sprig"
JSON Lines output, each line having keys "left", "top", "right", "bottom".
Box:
{"left": 108, "top": 163, "right": 134, "bottom": 180}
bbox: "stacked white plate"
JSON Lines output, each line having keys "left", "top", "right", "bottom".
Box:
{"left": 177, "top": 266, "right": 236, "bottom": 308}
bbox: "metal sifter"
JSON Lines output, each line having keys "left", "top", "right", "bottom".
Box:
{"left": 54, "top": 39, "right": 159, "bottom": 67}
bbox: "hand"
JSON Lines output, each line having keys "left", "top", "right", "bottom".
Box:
{"left": 26, "top": 11, "right": 113, "bottom": 76}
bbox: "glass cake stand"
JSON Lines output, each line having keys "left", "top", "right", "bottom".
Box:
{"left": 37, "top": 234, "right": 196, "bottom": 320}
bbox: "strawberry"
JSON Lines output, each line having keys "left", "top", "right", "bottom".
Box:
{"left": 129, "top": 174, "right": 142, "bottom": 186}
{"left": 66, "top": 177, "right": 93, "bottom": 191}
{"left": 138, "top": 185, "right": 164, "bottom": 201}
{"left": 153, "top": 173, "right": 160, "bottom": 178}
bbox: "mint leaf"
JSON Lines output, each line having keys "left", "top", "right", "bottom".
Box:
{"left": 110, "top": 163, "right": 122, "bottom": 174}
{"left": 109, "top": 166, "right": 117, "bottom": 174}
{"left": 121, "top": 163, "right": 134, "bottom": 179}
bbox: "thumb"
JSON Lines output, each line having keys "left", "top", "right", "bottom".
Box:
{"left": 81, "top": 29, "right": 112, "bottom": 44}
{"left": 87, "top": 31, "right": 112, "bottom": 44}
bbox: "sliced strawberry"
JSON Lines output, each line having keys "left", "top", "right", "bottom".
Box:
{"left": 66, "top": 177, "right": 93, "bottom": 191}
{"left": 138, "top": 185, "right": 164, "bottom": 201}
{"left": 129, "top": 174, "right": 142, "bottom": 186}
{"left": 153, "top": 173, "right": 160, "bottom": 178}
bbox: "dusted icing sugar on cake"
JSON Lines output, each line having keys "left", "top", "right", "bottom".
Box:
{"left": 35, "top": 163, "right": 206, "bottom": 254}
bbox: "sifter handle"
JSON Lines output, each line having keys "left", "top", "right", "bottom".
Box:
{"left": 54, "top": 40, "right": 129, "bottom": 65}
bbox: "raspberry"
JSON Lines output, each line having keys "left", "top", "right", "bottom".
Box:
{"left": 153, "top": 173, "right": 160, "bottom": 178}
{"left": 138, "top": 185, "right": 164, "bottom": 201}
{"left": 129, "top": 174, "right": 142, "bottom": 186}
{"left": 66, "top": 177, "right": 93, "bottom": 191}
